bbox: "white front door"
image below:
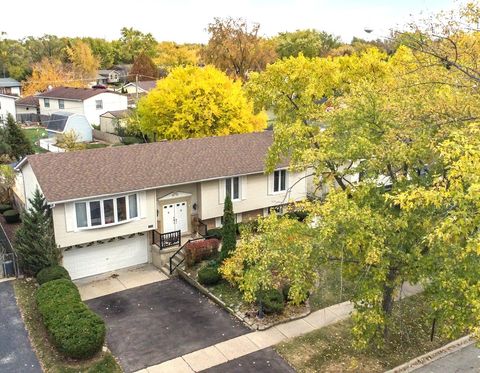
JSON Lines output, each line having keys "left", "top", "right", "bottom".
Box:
{"left": 162, "top": 201, "right": 188, "bottom": 233}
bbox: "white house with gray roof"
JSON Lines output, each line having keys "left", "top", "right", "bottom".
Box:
{"left": 0, "top": 94, "right": 17, "bottom": 123}
{"left": 0, "top": 78, "right": 21, "bottom": 96}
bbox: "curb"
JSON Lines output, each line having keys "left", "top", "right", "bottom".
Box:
{"left": 385, "top": 335, "right": 474, "bottom": 373}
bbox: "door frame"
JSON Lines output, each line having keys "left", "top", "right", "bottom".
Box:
{"left": 157, "top": 195, "right": 192, "bottom": 234}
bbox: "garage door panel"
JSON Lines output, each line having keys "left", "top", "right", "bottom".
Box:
{"left": 63, "top": 235, "right": 148, "bottom": 280}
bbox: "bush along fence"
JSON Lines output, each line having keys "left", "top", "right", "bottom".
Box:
{"left": 36, "top": 268, "right": 105, "bottom": 359}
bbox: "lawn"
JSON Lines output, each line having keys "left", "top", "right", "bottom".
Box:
{"left": 86, "top": 143, "right": 108, "bottom": 149}
{"left": 22, "top": 127, "right": 48, "bottom": 154}
{"left": 14, "top": 279, "right": 122, "bottom": 373}
{"left": 276, "top": 294, "right": 455, "bottom": 373}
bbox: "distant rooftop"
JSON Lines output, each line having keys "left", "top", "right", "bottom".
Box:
{"left": 0, "top": 78, "right": 21, "bottom": 88}
{"left": 37, "top": 86, "right": 123, "bottom": 101}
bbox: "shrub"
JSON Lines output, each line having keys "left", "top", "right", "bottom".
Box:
{"left": 0, "top": 204, "right": 12, "bottom": 214}
{"left": 285, "top": 210, "right": 309, "bottom": 222}
{"left": 36, "top": 279, "right": 105, "bottom": 359}
{"left": 185, "top": 238, "right": 220, "bottom": 267}
{"left": 281, "top": 283, "right": 291, "bottom": 302}
{"left": 3, "top": 209, "right": 20, "bottom": 223}
{"left": 206, "top": 228, "right": 223, "bottom": 240}
{"left": 198, "top": 265, "right": 221, "bottom": 285}
{"left": 236, "top": 220, "right": 259, "bottom": 235}
{"left": 257, "top": 289, "right": 285, "bottom": 314}
{"left": 36, "top": 265, "right": 71, "bottom": 285}
{"left": 121, "top": 136, "right": 141, "bottom": 145}
{"left": 220, "top": 196, "right": 236, "bottom": 262}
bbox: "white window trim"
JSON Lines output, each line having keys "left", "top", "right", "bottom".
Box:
{"left": 74, "top": 193, "right": 139, "bottom": 231}
{"left": 270, "top": 169, "right": 288, "bottom": 195}
{"left": 224, "top": 176, "right": 241, "bottom": 202}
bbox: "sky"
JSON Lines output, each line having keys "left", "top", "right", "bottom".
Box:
{"left": 2, "top": 0, "right": 459, "bottom": 43}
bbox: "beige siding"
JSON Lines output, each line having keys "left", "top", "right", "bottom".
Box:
{"left": 199, "top": 171, "right": 308, "bottom": 220}
{"left": 52, "top": 190, "right": 157, "bottom": 248}
{"left": 16, "top": 163, "right": 42, "bottom": 210}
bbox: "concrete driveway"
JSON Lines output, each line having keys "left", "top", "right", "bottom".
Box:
{"left": 0, "top": 280, "right": 41, "bottom": 373}
{"left": 87, "top": 278, "right": 249, "bottom": 373}
{"left": 413, "top": 343, "right": 480, "bottom": 373}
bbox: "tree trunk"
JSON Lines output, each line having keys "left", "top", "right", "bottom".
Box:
{"left": 382, "top": 267, "right": 398, "bottom": 339}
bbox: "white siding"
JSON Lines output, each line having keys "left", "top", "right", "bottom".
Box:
{"left": 83, "top": 93, "right": 128, "bottom": 125}
{"left": 0, "top": 96, "right": 16, "bottom": 122}
{"left": 64, "top": 114, "right": 93, "bottom": 142}
{"left": 39, "top": 98, "right": 84, "bottom": 117}
{"left": 16, "top": 163, "right": 42, "bottom": 210}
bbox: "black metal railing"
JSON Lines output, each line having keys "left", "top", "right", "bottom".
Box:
{"left": 169, "top": 237, "right": 205, "bottom": 275}
{"left": 152, "top": 230, "right": 181, "bottom": 250}
{"left": 198, "top": 219, "right": 208, "bottom": 237}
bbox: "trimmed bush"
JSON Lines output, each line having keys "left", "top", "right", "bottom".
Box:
{"left": 185, "top": 238, "right": 220, "bottom": 267}
{"left": 206, "top": 228, "right": 223, "bottom": 240}
{"left": 3, "top": 209, "right": 20, "bottom": 223}
{"left": 0, "top": 204, "right": 12, "bottom": 214}
{"left": 198, "top": 265, "right": 221, "bottom": 286}
{"left": 36, "top": 279, "right": 105, "bottom": 359}
{"left": 257, "top": 289, "right": 285, "bottom": 314}
{"left": 36, "top": 265, "right": 71, "bottom": 285}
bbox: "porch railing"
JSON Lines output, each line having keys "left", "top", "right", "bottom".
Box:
{"left": 152, "top": 230, "right": 181, "bottom": 250}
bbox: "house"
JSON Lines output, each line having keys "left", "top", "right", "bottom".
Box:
{"left": 14, "top": 131, "right": 308, "bottom": 280}
{"left": 44, "top": 112, "right": 92, "bottom": 142}
{"left": 99, "top": 109, "right": 129, "bottom": 134}
{"left": 0, "top": 78, "right": 21, "bottom": 96}
{"left": 36, "top": 87, "right": 128, "bottom": 126}
{"left": 96, "top": 69, "right": 121, "bottom": 85}
{"left": 15, "top": 95, "right": 40, "bottom": 123}
{"left": 0, "top": 94, "right": 17, "bottom": 123}
{"left": 122, "top": 80, "right": 157, "bottom": 95}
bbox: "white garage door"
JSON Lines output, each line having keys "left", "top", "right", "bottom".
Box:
{"left": 63, "top": 235, "right": 148, "bottom": 280}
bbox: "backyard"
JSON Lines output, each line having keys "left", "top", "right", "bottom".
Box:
{"left": 22, "top": 127, "right": 48, "bottom": 154}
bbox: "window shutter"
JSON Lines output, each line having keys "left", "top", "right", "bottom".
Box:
{"left": 65, "top": 203, "right": 75, "bottom": 232}
{"left": 218, "top": 179, "right": 225, "bottom": 204}
{"left": 241, "top": 176, "right": 247, "bottom": 200}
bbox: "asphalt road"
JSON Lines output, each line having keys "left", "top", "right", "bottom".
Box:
{"left": 413, "top": 343, "right": 480, "bottom": 373}
{"left": 0, "top": 280, "right": 41, "bottom": 373}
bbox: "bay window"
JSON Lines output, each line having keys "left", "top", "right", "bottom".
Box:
{"left": 75, "top": 193, "right": 139, "bottom": 229}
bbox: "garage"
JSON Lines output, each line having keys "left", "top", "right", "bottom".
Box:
{"left": 62, "top": 234, "right": 148, "bottom": 280}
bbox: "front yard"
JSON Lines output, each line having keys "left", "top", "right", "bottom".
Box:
{"left": 14, "top": 279, "right": 122, "bottom": 373}
{"left": 275, "top": 294, "right": 455, "bottom": 373}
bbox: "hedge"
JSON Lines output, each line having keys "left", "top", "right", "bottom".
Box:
{"left": 198, "top": 265, "right": 221, "bottom": 286}
{"left": 3, "top": 209, "right": 20, "bottom": 223}
{"left": 36, "top": 279, "right": 105, "bottom": 359}
{"left": 257, "top": 289, "right": 285, "bottom": 314}
{"left": 0, "top": 204, "right": 12, "bottom": 214}
{"left": 185, "top": 238, "right": 220, "bottom": 267}
{"left": 36, "top": 265, "right": 71, "bottom": 285}
{"left": 206, "top": 228, "right": 223, "bottom": 240}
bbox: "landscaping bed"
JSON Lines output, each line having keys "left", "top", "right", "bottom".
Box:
{"left": 13, "top": 279, "right": 122, "bottom": 373}
{"left": 275, "top": 294, "right": 455, "bottom": 373}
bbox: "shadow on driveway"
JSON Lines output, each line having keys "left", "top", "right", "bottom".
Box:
{"left": 0, "top": 281, "right": 41, "bottom": 373}
{"left": 87, "top": 278, "right": 249, "bottom": 373}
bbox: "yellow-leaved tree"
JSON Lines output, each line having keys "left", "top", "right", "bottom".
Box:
{"left": 136, "top": 65, "right": 266, "bottom": 140}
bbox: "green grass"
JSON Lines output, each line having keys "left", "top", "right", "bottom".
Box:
{"left": 86, "top": 143, "right": 108, "bottom": 149}
{"left": 309, "top": 263, "right": 355, "bottom": 311}
{"left": 22, "top": 128, "right": 48, "bottom": 153}
{"left": 207, "top": 280, "right": 245, "bottom": 310}
{"left": 14, "top": 279, "right": 122, "bottom": 373}
{"left": 276, "top": 294, "right": 455, "bottom": 373}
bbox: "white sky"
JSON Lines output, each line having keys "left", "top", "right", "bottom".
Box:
{"left": 2, "top": 0, "right": 459, "bottom": 43}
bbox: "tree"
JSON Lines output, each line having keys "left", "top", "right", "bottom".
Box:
{"left": 66, "top": 40, "right": 100, "bottom": 79}
{"left": 5, "top": 114, "right": 33, "bottom": 160}
{"left": 81, "top": 37, "right": 115, "bottom": 68}
{"left": 0, "top": 165, "right": 14, "bottom": 202}
{"left": 23, "top": 58, "right": 84, "bottom": 95}
{"left": 219, "top": 195, "right": 236, "bottom": 262}
{"left": 0, "top": 33, "right": 31, "bottom": 80}
{"left": 221, "top": 213, "right": 316, "bottom": 303}
{"left": 129, "top": 52, "right": 158, "bottom": 81}
{"left": 24, "top": 35, "right": 69, "bottom": 63}
{"left": 136, "top": 65, "right": 266, "bottom": 140}
{"left": 56, "top": 130, "right": 86, "bottom": 151}
{"left": 15, "top": 189, "right": 58, "bottom": 276}
{"left": 200, "top": 17, "right": 277, "bottom": 80}
{"left": 275, "top": 29, "right": 341, "bottom": 58}
{"left": 155, "top": 42, "right": 200, "bottom": 69}
{"left": 117, "top": 27, "right": 158, "bottom": 63}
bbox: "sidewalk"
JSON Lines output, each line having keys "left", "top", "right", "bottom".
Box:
{"left": 135, "top": 301, "right": 353, "bottom": 373}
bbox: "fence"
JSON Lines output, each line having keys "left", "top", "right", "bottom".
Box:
{"left": 92, "top": 129, "right": 122, "bottom": 144}
{"left": 17, "top": 113, "right": 40, "bottom": 123}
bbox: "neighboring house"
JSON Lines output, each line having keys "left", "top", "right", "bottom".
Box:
{"left": 99, "top": 109, "right": 129, "bottom": 134}
{"left": 0, "top": 94, "right": 17, "bottom": 123}
{"left": 14, "top": 131, "right": 308, "bottom": 280}
{"left": 44, "top": 112, "right": 92, "bottom": 142}
{"left": 97, "top": 69, "right": 121, "bottom": 85}
{"left": 36, "top": 87, "right": 128, "bottom": 126}
{"left": 15, "top": 95, "right": 40, "bottom": 123}
{"left": 122, "top": 80, "right": 157, "bottom": 94}
{"left": 0, "top": 78, "right": 21, "bottom": 96}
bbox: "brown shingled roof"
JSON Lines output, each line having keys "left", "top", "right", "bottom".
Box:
{"left": 15, "top": 95, "right": 40, "bottom": 107}
{"left": 37, "top": 87, "right": 123, "bottom": 101}
{"left": 25, "top": 131, "right": 283, "bottom": 203}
